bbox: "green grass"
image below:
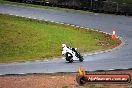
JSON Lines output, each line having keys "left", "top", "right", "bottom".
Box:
{"left": 0, "top": 0, "right": 92, "bottom": 14}
{"left": 0, "top": 14, "right": 121, "bottom": 63}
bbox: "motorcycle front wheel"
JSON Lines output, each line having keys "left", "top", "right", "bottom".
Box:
{"left": 69, "top": 59, "right": 73, "bottom": 63}
{"left": 65, "top": 53, "right": 73, "bottom": 63}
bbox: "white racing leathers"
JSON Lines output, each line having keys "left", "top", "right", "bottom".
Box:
{"left": 62, "top": 46, "right": 83, "bottom": 62}
{"left": 62, "top": 47, "right": 78, "bottom": 60}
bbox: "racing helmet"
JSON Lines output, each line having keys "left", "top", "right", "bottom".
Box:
{"left": 62, "top": 44, "right": 66, "bottom": 48}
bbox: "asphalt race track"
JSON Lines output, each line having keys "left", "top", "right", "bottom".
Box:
{"left": 0, "top": 4, "right": 132, "bottom": 74}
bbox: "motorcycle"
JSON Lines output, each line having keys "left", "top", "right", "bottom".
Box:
{"left": 62, "top": 47, "right": 84, "bottom": 63}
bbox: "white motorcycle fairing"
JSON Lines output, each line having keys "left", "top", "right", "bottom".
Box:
{"left": 62, "top": 47, "right": 78, "bottom": 60}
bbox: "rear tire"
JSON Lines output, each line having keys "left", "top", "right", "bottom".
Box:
{"left": 79, "top": 57, "right": 84, "bottom": 62}
{"left": 76, "top": 52, "right": 84, "bottom": 62}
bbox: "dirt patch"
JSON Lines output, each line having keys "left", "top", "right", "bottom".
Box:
{"left": 0, "top": 70, "right": 132, "bottom": 88}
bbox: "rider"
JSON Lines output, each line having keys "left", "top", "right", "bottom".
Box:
{"left": 61, "top": 44, "right": 80, "bottom": 57}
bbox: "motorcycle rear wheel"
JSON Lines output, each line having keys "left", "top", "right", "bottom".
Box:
{"left": 79, "top": 57, "right": 84, "bottom": 62}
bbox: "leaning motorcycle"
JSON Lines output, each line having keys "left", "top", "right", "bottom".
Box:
{"left": 62, "top": 47, "right": 84, "bottom": 63}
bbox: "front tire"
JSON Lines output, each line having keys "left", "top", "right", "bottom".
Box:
{"left": 69, "top": 58, "right": 73, "bottom": 63}
{"left": 65, "top": 52, "right": 73, "bottom": 63}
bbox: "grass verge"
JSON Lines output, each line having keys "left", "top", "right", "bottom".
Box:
{"left": 0, "top": 14, "right": 121, "bottom": 63}
{"left": 0, "top": 0, "right": 92, "bottom": 14}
